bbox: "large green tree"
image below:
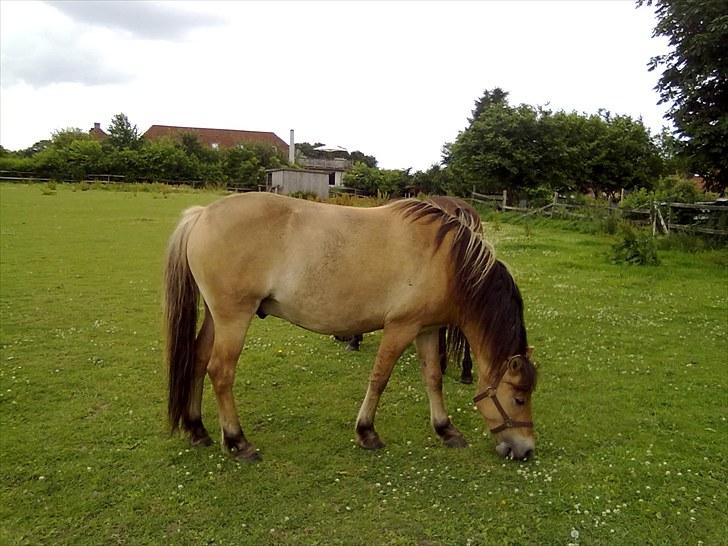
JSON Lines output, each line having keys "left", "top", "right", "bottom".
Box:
{"left": 444, "top": 89, "right": 663, "bottom": 198}
{"left": 468, "top": 87, "right": 510, "bottom": 127}
{"left": 638, "top": 0, "right": 728, "bottom": 193}
{"left": 107, "top": 113, "right": 142, "bottom": 150}
{"left": 444, "top": 99, "right": 545, "bottom": 195}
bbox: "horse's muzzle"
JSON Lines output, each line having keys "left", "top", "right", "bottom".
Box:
{"left": 495, "top": 438, "right": 535, "bottom": 461}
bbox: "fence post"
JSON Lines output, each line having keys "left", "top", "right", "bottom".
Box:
{"left": 551, "top": 192, "right": 558, "bottom": 218}
{"left": 502, "top": 189, "right": 507, "bottom": 210}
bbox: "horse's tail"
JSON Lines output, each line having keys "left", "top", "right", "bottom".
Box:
{"left": 164, "top": 206, "right": 205, "bottom": 433}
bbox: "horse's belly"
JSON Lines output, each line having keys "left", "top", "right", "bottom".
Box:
{"left": 258, "top": 296, "right": 384, "bottom": 336}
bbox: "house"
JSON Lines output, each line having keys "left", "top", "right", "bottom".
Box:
{"left": 89, "top": 122, "right": 108, "bottom": 141}
{"left": 143, "top": 125, "right": 289, "bottom": 158}
{"left": 298, "top": 156, "right": 352, "bottom": 187}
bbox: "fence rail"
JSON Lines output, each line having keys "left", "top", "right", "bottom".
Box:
{"left": 471, "top": 189, "right": 728, "bottom": 237}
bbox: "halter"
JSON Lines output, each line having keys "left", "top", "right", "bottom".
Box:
{"left": 472, "top": 355, "right": 534, "bottom": 434}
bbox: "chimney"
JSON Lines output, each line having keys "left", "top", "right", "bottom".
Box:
{"left": 289, "top": 129, "right": 295, "bottom": 164}
{"left": 94, "top": 122, "right": 101, "bottom": 130}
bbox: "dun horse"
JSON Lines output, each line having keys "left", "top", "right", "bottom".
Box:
{"left": 164, "top": 193, "right": 537, "bottom": 462}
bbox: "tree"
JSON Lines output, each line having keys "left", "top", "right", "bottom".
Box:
{"left": 178, "top": 132, "right": 216, "bottom": 164}
{"left": 444, "top": 89, "right": 664, "bottom": 199}
{"left": 139, "top": 138, "right": 199, "bottom": 182}
{"left": 296, "top": 142, "right": 378, "bottom": 168}
{"left": 349, "top": 150, "right": 377, "bottom": 168}
{"left": 654, "top": 126, "right": 690, "bottom": 176}
{"left": 343, "top": 162, "right": 385, "bottom": 194}
{"left": 18, "top": 139, "right": 52, "bottom": 157}
{"left": 468, "top": 87, "right": 510, "bottom": 127}
{"left": 106, "top": 113, "right": 141, "bottom": 150}
{"left": 411, "top": 164, "right": 453, "bottom": 195}
{"left": 587, "top": 111, "right": 664, "bottom": 197}
{"left": 444, "top": 100, "right": 545, "bottom": 196}
{"left": 223, "top": 145, "right": 264, "bottom": 188}
{"left": 638, "top": 0, "right": 728, "bottom": 193}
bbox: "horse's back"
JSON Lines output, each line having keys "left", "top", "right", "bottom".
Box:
{"left": 186, "top": 193, "right": 452, "bottom": 335}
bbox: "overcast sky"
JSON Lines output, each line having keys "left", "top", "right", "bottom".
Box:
{"left": 0, "top": 0, "right": 668, "bottom": 170}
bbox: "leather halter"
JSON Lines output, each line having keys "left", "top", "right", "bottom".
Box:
{"left": 473, "top": 355, "right": 534, "bottom": 434}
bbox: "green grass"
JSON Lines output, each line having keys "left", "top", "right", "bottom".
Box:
{"left": 1, "top": 183, "right": 726, "bottom": 545}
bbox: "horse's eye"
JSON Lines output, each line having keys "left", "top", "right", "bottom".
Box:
{"left": 514, "top": 397, "right": 526, "bottom": 406}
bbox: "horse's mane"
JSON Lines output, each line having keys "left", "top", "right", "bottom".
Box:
{"left": 425, "top": 195, "right": 483, "bottom": 235}
{"left": 391, "top": 199, "right": 537, "bottom": 392}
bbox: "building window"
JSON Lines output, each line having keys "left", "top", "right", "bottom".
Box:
{"left": 328, "top": 172, "right": 336, "bottom": 186}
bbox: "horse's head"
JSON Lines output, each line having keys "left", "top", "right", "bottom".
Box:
{"left": 473, "top": 349, "right": 536, "bottom": 460}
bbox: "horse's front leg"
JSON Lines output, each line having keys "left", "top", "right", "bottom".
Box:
{"left": 415, "top": 329, "right": 467, "bottom": 448}
{"left": 355, "top": 323, "right": 419, "bottom": 449}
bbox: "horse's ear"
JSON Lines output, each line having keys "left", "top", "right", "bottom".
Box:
{"left": 509, "top": 357, "right": 523, "bottom": 373}
{"left": 526, "top": 346, "right": 535, "bottom": 359}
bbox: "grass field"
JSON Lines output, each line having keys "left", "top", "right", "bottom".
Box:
{"left": 1, "top": 183, "right": 726, "bottom": 545}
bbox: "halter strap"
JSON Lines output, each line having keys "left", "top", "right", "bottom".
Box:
{"left": 473, "top": 356, "right": 533, "bottom": 434}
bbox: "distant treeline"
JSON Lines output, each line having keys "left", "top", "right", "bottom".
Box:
{"left": 0, "top": 93, "right": 717, "bottom": 201}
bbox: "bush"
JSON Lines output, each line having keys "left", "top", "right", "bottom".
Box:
{"left": 601, "top": 211, "right": 620, "bottom": 235}
{"left": 621, "top": 175, "right": 710, "bottom": 210}
{"left": 289, "top": 191, "right": 320, "bottom": 201}
{"left": 611, "top": 225, "right": 659, "bottom": 265}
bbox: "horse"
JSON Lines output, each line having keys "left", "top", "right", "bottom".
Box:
{"left": 164, "top": 192, "right": 537, "bottom": 462}
{"left": 334, "top": 195, "right": 480, "bottom": 384}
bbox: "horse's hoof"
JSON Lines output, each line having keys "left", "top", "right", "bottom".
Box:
{"left": 190, "top": 434, "right": 213, "bottom": 447}
{"left": 357, "top": 433, "right": 385, "bottom": 450}
{"left": 233, "top": 445, "right": 261, "bottom": 462}
{"left": 460, "top": 376, "right": 473, "bottom": 385}
{"left": 443, "top": 435, "right": 468, "bottom": 448}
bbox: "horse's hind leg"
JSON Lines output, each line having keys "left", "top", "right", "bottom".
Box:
{"left": 438, "top": 327, "right": 447, "bottom": 374}
{"left": 415, "top": 329, "right": 467, "bottom": 448}
{"left": 356, "top": 323, "right": 419, "bottom": 449}
{"left": 346, "top": 334, "right": 363, "bottom": 352}
{"left": 460, "top": 341, "right": 473, "bottom": 384}
{"left": 206, "top": 309, "right": 260, "bottom": 461}
{"left": 184, "top": 304, "right": 214, "bottom": 447}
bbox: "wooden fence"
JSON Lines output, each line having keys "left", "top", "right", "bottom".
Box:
{"left": 470, "top": 190, "right": 728, "bottom": 236}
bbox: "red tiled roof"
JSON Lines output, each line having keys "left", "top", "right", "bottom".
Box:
{"left": 143, "top": 125, "right": 289, "bottom": 154}
{"left": 89, "top": 126, "right": 108, "bottom": 140}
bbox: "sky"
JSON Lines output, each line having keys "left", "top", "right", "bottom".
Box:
{"left": 0, "top": 0, "right": 669, "bottom": 171}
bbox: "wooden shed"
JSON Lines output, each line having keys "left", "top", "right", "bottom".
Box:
{"left": 266, "top": 169, "right": 331, "bottom": 200}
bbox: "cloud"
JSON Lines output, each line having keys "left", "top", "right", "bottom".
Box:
{"left": 44, "top": 1, "right": 225, "bottom": 40}
{"left": 1, "top": 29, "right": 131, "bottom": 87}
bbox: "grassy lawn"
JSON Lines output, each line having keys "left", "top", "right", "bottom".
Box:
{"left": 1, "top": 183, "right": 726, "bottom": 545}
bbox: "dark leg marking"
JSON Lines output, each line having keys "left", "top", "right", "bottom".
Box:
{"left": 356, "top": 422, "right": 385, "bottom": 450}
{"left": 434, "top": 419, "right": 468, "bottom": 448}
{"left": 183, "top": 418, "right": 213, "bottom": 447}
{"left": 460, "top": 345, "right": 473, "bottom": 384}
{"left": 346, "top": 334, "right": 363, "bottom": 351}
{"left": 223, "top": 432, "right": 261, "bottom": 462}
